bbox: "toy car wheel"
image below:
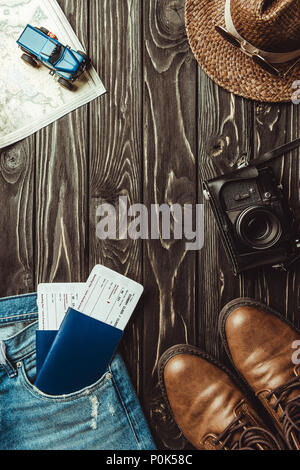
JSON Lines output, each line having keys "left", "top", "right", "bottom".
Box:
{"left": 39, "top": 27, "right": 50, "bottom": 35}
{"left": 58, "top": 77, "right": 75, "bottom": 91}
{"left": 20, "top": 47, "right": 37, "bottom": 59}
{"left": 21, "top": 53, "right": 38, "bottom": 67}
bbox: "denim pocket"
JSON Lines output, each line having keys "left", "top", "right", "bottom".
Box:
{"left": 18, "top": 351, "right": 112, "bottom": 402}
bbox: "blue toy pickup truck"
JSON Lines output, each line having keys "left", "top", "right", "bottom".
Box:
{"left": 17, "top": 25, "right": 89, "bottom": 91}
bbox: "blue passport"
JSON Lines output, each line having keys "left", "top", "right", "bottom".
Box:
{"left": 35, "top": 308, "right": 123, "bottom": 396}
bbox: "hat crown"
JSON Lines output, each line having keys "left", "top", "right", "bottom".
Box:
{"left": 231, "top": 0, "right": 300, "bottom": 52}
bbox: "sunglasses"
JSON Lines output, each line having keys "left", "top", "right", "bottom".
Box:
{"left": 215, "top": 25, "right": 300, "bottom": 78}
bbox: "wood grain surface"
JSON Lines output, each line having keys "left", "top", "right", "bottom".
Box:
{"left": 0, "top": 0, "right": 299, "bottom": 450}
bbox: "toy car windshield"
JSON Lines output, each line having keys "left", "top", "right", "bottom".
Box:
{"left": 49, "top": 45, "right": 63, "bottom": 65}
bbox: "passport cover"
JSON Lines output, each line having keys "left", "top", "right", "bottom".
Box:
{"left": 36, "top": 330, "right": 57, "bottom": 375}
{"left": 35, "top": 308, "right": 123, "bottom": 395}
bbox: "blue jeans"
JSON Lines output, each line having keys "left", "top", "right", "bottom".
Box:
{"left": 0, "top": 294, "right": 156, "bottom": 450}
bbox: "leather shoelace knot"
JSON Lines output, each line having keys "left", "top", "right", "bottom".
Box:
{"left": 266, "top": 375, "right": 300, "bottom": 450}
{"left": 214, "top": 414, "right": 282, "bottom": 450}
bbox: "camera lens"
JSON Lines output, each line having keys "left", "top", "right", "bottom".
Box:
{"left": 246, "top": 216, "right": 270, "bottom": 241}
{"left": 236, "top": 207, "right": 282, "bottom": 250}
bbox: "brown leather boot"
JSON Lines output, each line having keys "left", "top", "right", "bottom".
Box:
{"left": 219, "top": 298, "right": 300, "bottom": 450}
{"left": 158, "top": 345, "right": 282, "bottom": 450}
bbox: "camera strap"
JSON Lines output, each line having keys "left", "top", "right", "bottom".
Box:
{"left": 237, "top": 137, "right": 300, "bottom": 168}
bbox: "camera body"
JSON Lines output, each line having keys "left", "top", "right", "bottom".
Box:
{"left": 203, "top": 164, "right": 299, "bottom": 274}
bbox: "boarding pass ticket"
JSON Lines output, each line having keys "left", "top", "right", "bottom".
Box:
{"left": 38, "top": 265, "right": 144, "bottom": 331}
{"left": 37, "top": 283, "right": 86, "bottom": 331}
{"left": 77, "top": 265, "right": 144, "bottom": 331}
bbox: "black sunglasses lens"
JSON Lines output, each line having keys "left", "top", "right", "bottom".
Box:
{"left": 252, "top": 55, "right": 279, "bottom": 76}
{"left": 214, "top": 25, "right": 241, "bottom": 48}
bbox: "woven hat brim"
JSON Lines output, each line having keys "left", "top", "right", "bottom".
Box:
{"left": 185, "top": 0, "right": 300, "bottom": 103}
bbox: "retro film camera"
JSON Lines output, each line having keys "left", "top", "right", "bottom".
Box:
{"left": 203, "top": 139, "right": 300, "bottom": 275}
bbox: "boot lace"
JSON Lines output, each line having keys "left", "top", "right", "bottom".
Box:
{"left": 213, "top": 414, "right": 282, "bottom": 450}
{"left": 266, "top": 375, "right": 300, "bottom": 449}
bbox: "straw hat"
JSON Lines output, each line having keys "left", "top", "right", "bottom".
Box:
{"left": 185, "top": 0, "right": 300, "bottom": 102}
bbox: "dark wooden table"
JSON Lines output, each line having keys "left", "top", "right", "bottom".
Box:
{"left": 1, "top": 0, "right": 299, "bottom": 450}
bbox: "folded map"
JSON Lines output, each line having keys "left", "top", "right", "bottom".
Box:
{"left": 0, "top": 0, "right": 105, "bottom": 148}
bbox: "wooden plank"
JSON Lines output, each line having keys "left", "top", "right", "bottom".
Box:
{"left": 142, "top": 0, "right": 198, "bottom": 449}
{"left": 34, "top": 0, "right": 89, "bottom": 285}
{"left": 0, "top": 138, "right": 35, "bottom": 296}
{"left": 88, "top": 1, "right": 143, "bottom": 391}
{"left": 252, "top": 102, "right": 300, "bottom": 328}
{"left": 197, "top": 73, "right": 254, "bottom": 362}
